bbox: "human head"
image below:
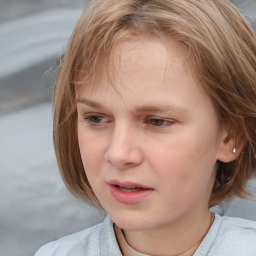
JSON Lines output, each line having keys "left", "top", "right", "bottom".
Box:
{"left": 53, "top": 0, "right": 256, "bottom": 208}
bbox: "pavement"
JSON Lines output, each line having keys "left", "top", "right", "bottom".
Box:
{"left": 0, "top": 104, "right": 104, "bottom": 256}
{"left": 0, "top": 0, "right": 85, "bottom": 24}
{"left": 0, "top": 7, "right": 83, "bottom": 115}
{"left": 1, "top": 1, "right": 256, "bottom": 256}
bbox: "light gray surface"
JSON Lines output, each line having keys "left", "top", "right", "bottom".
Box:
{"left": 0, "top": 8, "right": 82, "bottom": 77}
{"left": 235, "top": 0, "right": 256, "bottom": 22}
{"left": 0, "top": 103, "right": 105, "bottom": 256}
{"left": 0, "top": 0, "right": 86, "bottom": 24}
{"left": 1, "top": 1, "right": 256, "bottom": 256}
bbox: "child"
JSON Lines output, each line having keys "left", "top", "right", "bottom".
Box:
{"left": 35, "top": 0, "right": 256, "bottom": 255}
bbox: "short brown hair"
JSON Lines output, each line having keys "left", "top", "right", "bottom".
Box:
{"left": 53, "top": 0, "right": 256, "bottom": 208}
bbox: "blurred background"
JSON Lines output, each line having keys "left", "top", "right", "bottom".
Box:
{"left": 0, "top": 0, "right": 256, "bottom": 255}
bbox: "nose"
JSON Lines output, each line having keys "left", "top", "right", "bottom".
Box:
{"left": 104, "top": 124, "right": 143, "bottom": 170}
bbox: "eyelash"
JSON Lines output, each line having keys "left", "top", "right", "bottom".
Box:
{"left": 83, "top": 114, "right": 110, "bottom": 126}
{"left": 82, "top": 114, "right": 174, "bottom": 128}
{"left": 145, "top": 117, "right": 174, "bottom": 127}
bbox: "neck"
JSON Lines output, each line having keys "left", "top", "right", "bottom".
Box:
{"left": 120, "top": 210, "right": 214, "bottom": 256}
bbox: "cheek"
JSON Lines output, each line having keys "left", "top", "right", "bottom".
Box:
{"left": 147, "top": 141, "right": 191, "bottom": 189}
{"left": 148, "top": 132, "right": 216, "bottom": 192}
{"left": 77, "top": 130, "right": 103, "bottom": 179}
{"left": 78, "top": 141, "right": 105, "bottom": 199}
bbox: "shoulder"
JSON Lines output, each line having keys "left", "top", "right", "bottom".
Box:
{"left": 220, "top": 215, "right": 256, "bottom": 240}
{"left": 211, "top": 215, "right": 256, "bottom": 255}
{"left": 35, "top": 217, "right": 112, "bottom": 256}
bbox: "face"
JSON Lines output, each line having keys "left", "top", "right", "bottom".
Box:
{"left": 76, "top": 36, "right": 225, "bottom": 231}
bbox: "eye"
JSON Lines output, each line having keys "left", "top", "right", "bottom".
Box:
{"left": 83, "top": 114, "right": 110, "bottom": 126}
{"left": 146, "top": 117, "right": 174, "bottom": 127}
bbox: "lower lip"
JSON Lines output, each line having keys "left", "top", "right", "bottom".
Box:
{"left": 109, "top": 185, "right": 153, "bottom": 204}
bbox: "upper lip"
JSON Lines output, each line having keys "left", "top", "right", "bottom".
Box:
{"left": 107, "top": 179, "right": 152, "bottom": 189}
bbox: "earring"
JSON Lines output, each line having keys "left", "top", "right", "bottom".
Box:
{"left": 232, "top": 148, "right": 236, "bottom": 154}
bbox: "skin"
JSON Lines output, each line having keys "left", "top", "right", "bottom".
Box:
{"left": 76, "top": 36, "right": 232, "bottom": 255}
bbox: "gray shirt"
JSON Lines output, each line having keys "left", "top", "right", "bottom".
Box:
{"left": 35, "top": 214, "right": 256, "bottom": 256}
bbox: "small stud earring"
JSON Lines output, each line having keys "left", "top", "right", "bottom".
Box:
{"left": 233, "top": 148, "right": 236, "bottom": 154}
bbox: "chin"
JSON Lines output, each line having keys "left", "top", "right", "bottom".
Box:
{"left": 108, "top": 210, "right": 159, "bottom": 231}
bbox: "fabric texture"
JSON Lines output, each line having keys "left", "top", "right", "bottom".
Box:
{"left": 35, "top": 214, "right": 256, "bottom": 256}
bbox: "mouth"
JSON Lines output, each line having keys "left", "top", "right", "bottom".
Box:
{"left": 107, "top": 180, "right": 154, "bottom": 204}
{"left": 107, "top": 180, "right": 152, "bottom": 191}
{"left": 114, "top": 185, "right": 149, "bottom": 192}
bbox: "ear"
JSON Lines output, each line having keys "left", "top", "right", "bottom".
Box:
{"left": 216, "top": 125, "right": 245, "bottom": 163}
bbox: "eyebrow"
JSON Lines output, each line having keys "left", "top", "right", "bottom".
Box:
{"left": 77, "top": 98, "right": 105, "bottom": 109}
{"left": 135, "top": 105, "right": 188, "bottom": 114}
{"left": 76, "top": 98, "right": 190, "bottom": 115}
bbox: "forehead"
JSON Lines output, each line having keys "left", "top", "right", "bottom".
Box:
{"left": 115, "top": 35, "right": 186, "bottom": 66}
{"left": 117, "top": 36, "right": 190, "bottom": 81}
{"left": 76, "top": 35, "right": 193, "bottom": 96}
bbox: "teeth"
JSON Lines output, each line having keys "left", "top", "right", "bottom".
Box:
{"left": 118, "top": 187, "right": 141, "bottom": 192}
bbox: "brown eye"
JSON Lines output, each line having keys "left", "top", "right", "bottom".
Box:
{"left": 86, "top": 115, "right": 105, "bottom": 123}
{"left": 147, "top": 118, "right": 174, "bottom": 127}
{"left": 83, "top": 114, "right": 108, "bottom": 125}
